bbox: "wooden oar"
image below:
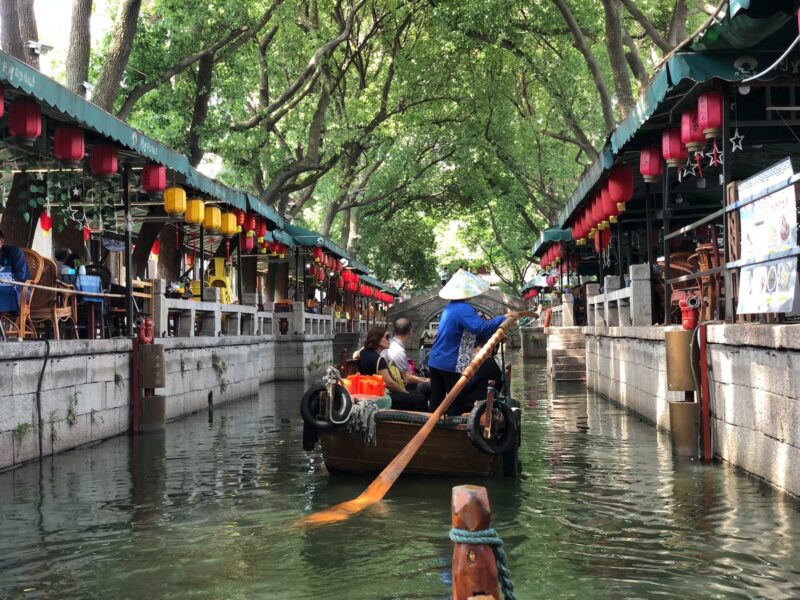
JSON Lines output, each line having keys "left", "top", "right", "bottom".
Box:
{"left": 302, "top": 313, "right": 528, "bottom": 526}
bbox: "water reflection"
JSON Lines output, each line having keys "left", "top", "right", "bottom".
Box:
{"left": 0, "top": 359, "right": 799, "bottom": 599}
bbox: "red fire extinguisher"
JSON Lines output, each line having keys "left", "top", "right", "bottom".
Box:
{"left": 679, "top": 296, "right": 700, "bottom": 330}
{"left": 136, "top": 316, "right": 154, "bottom": 344}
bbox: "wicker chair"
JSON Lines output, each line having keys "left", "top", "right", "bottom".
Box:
{"left": 29, "top": 257, "right": 78, "bottom": 339}
{"left": 0, "top": 248, "right": 44, "bottom": 339}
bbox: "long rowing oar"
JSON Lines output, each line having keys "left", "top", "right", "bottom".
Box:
{"left": 301, "top": 313, "right": 530, "bottom": 526}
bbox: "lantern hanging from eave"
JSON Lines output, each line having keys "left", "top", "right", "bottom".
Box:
{"left": 312, "top": 247, "right": 323, "bottom": 263}
{"left": 186, "top": 199, "right": 205, "bottom": 225}
{"left": 204, "top": 206, "right": 221, "bottom": 233}
{"left": 600, "top": 185, "right": 615, "bottom": 229}
{"left": 244, "top": 212, "right": 257, "bottom": 233}
{"left": 681, "top": 109, "right": 705, "bottom": 153}
{"left": 608, "top": 163, "right": 634, "bottom": 214}
{"left": 220, "top": 212, "right": 237, "bottom": 237}
{"left": 9, "top": 99, "right": 42, "bottom": 146}
{"left": 594, "top": 228, "right": 610, "bottom": 254}
{"left": 164, "top": 187, "right": 187, "bottom": 217}
{"left": 241, "top": 232, "right": 254, "bottom": 253}
{"left": 54, "top": 126, "right": 85, "bottom": 167}
{"left": 256, "top": 219, "right": 268, "bottom": 238}
{"left": 697, "top": 90, "right": 723, "bottom": 139}
{"left": 590, "top": 194, "right": 602, "bottom": 233}
{"left": 662, "top": 128, "right": 687, "bottom": 168}
{"left": 316, "top": 266, "right": 325, "bottom": 282}
{"left": 39, "top": 210, "right": 52, "bottom": 236}
{"left": 142, "top": 163, "right": 167, "bottom": 196}
{"left": 90, "top": 144, "right": 118, "bottom": 179}
{"left": 639, "top": 146, "right": 663, "bottom": 183}
{"left": 185, "top": 253, "right": 195, "bottom": 267}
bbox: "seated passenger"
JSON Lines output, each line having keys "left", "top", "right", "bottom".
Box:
{"left": 382, "top": 317, "right": 431, "bottom": 401}
{"left": 306, "top": 293, "right": 319, "bottom": 313}
{"left": 359, "top": 326, "right": 427, "bottom": 411}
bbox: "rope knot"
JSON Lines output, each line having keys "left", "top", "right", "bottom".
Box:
{"left": 449, "top": 528, "right": 516, "bottom": 600}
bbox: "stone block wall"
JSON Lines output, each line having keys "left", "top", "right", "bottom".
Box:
{"left": 1, "top": 333, "right": 335, "bottom": 471}
{"left": 521, "top": 326, "right": 546, "bottom": 358}
{"left": 0, "top": 339, "right": 132, "bottom": 471}
{"left": 585, "top": 326, "right": 686, "bottom": 429}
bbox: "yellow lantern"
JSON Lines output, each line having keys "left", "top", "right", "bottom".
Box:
{"left": 186, "top": 199, "right": 205, "bottom": 225}
{"left": 164, "top": 187, "right": 186, "bottom": 217}
{"left": 204, "top": 206, "right": 221, "bottom": 232}
{"left": 220, "top": 212, "right": 237, "bottom": 237}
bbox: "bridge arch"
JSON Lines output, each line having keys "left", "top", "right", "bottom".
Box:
{"left": 388, "top": 286, "right": 526, "bottom": 351}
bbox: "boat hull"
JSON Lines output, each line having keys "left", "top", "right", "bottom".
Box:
{"left": 319, "top": 411, "right": 514, "bottom": 476}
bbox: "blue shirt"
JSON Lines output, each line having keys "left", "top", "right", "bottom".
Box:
{"left": 0, "top": 244, "right": 31, "bottom": 282}
{"left": 426, "top": 301, "right": 504, "bottom": 373}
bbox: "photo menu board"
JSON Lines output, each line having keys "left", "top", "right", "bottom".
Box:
{"left": 736, "top": 158, "right": 799, "bottom": 314}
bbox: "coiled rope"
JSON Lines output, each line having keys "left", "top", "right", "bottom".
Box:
{"left": 449, "top": 527, "right": 516, "bottom": 600}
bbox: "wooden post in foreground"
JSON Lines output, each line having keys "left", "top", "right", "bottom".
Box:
{"left": 452, "top": 485, "right": 498, "bottom": 600}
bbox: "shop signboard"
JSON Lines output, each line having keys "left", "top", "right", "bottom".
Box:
{"left": 736, "top": 158, "right": 799, "bottom": 314}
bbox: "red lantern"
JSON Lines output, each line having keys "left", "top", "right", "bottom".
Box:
{"left": 600, "top": 185, "right": 617, "bottom": 227}
{"left": 662, "top": 128, "right": 687, "bottom": 168}
{"left": 232, "top": 208, "right": 245, "bottom": 227}
{"left": 244, "top": 213, "right": 257, "bottom": 233}
{"left": 680, "top": 109, "right": 705, "bottom": 153}
{"left": 242, "top": 233, "right": 255, "bottom": 253}
{"left": 185, "top": 253, "right": 195, "bottom": 267}
{"left": 151, "top": 239, "right": 160, "bottom": 256}
{"left": 315, "top": 267, "right": 325, "bottom": 282}
{"left": 83, "top": 225, "right": 91, "bottom": 242}
{"left": 312, "top": 247, "right": 323, "bottom": 263}
{"left": 39, "top": 211, "right": 52, "bottom": 235}
{"left": 608, "top": 164, "right": 634, "bottom": 214}
{"left": 697, "top": 90, "right": 723, "bottom": 139}
{"left": 142, "top": 163, "right": 167, "bottom": 195}
{"left": 54, "top": 126, "right": 85, "bottom": 166}
{"left": 90, "top": 144, "right": 118, "bottom": 178}
{"left": 9, "top": 99, "right": 42, "bottom": 146}
{"left": 639, "top": 146, "right": 663, "bottom": 183}
{"left": 257, "top": 219, "right": 268, "bottom": 238}
{"left": 594, "top": 228, "right": 610, "bottom": 254}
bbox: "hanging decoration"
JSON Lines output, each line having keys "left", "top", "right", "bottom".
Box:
{"left": 54, "top": 126, "right": 85, "bottom": 167}
{"left": 639, "top": 146, "right": 663, "bottom": 183}
{"left": 186, "top": 198, "right": 205, "bottom": 224}
{"left": 203, "top": 206, "right": 221, "bottom": 233}
{"left": 680, "top": 109, "right": 705, "bottom": 179}
{"left": 698, "top": 90, "right": 724, "bottom": 168}
{"left": 142, "top": 163, "right": 167, "bottom": 196}
{"left": 164, "top": 187, "right": 187, "bottom": 217}
{"left": 90, "top": 144, "right": 118, "bottom": 179}
{"left": 9, "top": 99, "right": 42, "bottom": 146}
{"left": 219, "top": 212, "right": 237, "bottom": 237}
{"left": 730, "top": 128, "right": 745, "bottom": 153}
{"left": 607, "top": 164, "right": 633, "bottom": 215}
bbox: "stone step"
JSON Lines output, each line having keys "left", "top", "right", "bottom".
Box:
{"left": 547, "top": 348, "right": 586, "bottom": 358}
{"left": 551, "top": 356, "right": 586, "bottom": 368}
{"left": 548, "top": 341, "right": 585, "bottom": 350}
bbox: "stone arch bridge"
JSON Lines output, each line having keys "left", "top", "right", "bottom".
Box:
{"left": 388, "top": 287, "right": 527, "bottom": 351}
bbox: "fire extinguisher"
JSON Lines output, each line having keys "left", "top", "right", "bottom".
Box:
{"left": 136, "top": 316, "right": 154, "bottom": 344}
{"left": 679, "top": 296, "right": 700, "bottom": 330}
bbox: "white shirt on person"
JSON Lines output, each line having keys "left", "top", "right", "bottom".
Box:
{"left": 382, "top": 337, "right": 409, "bottom": 373}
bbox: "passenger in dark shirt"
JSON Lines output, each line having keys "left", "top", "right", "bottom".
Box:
{"left": 359, "top": 326, "right": 427, "bottom": 411}
{"left": 0, "top": 230, "right": 31, "bottom": 283}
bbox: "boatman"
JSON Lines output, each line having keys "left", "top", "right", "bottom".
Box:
{"left": 426, "top": 268, "right": 527, "bottom": 411}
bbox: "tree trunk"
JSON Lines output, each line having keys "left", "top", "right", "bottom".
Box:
{"left": 346, "top": 207, "right": 359, "bottom": 256}
{"left": 622, "top": 29, "right": 648, "bottom": 89}
{"left": 666, "top": 0, "right": 688, "bottom": 47}
{"left": 187, "top": 53, "right": 215, "bottom": 167}
{"left": 0, "top": 173, "right": 36, "bottom": 247}
{"left": 552, "top": 0, "right": 616, "bottom": 132}
{"left": 1, "top": 0, "right": 26, "bottom": 61}
{"left": 339, "top": 208, "right": 350, "bottom": 248}
{"left": 91, "top": 0, "right": 142, "bottom": 112}
{"left": 601, "top": 0, "right": 634, "bottom": 115}
{"left": 66, "top": 0, "right": 93, "bottom": 96}
{"left": 16, "top": 0, "right": 38, "bottom": 69}
{"left": 156, "top": 225, "right": 180, "bottom": 282}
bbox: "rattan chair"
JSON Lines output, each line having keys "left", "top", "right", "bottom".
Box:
{"left": 0, "top": 248, "right": 44, "bottom": 339}
{"left": 29, "top": 257, "right": 78, "bottom": 339}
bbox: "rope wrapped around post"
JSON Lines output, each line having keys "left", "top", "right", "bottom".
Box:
{"left": 450, "top": 484, "right": 516, "bottom": 600}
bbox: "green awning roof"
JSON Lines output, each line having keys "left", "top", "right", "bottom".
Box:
{"left": 283, "top": 222, "right": 370, "bottom": 273}
{"left": 531, "top": 228, "right": 573, "bottom": 257}
{"left": 246, "top": 194, "right": 282, "bottom": 228}
{"left": 361, "top": 273, "right": 399, "bottom": 295}
{"left": 521, "top": 275, "right": 548, "bottom": 293}
{"left": 0, "top": 51, "right": 271, "bottom": 215}
{"left": 691, "top": 0, "right": 792, "bottom": 51}
{"left": 345, "top": 256, "right": 370, "bottom": 274}
{"left": 266, "top": 229, "right": 295, "bottom": 247}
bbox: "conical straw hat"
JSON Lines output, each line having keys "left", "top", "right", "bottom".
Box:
{"left": 439, "top": 268, "right": 490, "bottom": 300}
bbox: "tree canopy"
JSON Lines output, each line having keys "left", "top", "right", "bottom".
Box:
{"left": 0, "top": 0, "right": 710, "bottom": 292}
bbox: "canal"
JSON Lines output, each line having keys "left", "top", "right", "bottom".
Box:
{"left": 1, "top": 357, "right": 799, "bottom": 599}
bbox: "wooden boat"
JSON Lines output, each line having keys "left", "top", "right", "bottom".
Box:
{"left": 319, "top": 407, "right": 516, "bottom": 476}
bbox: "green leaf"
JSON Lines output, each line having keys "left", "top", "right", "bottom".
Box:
{"left": 23, "top": 212, "right": 30, "bottom": 223}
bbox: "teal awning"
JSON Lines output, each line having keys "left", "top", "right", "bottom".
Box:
{"left": 284, "top": 223, "right": 349, "bottom": 258}
{"left": 0, "top": 51, "right": 253, "bottom": 211}
{"left": 266, "top": 229, "right": 295, "bottom": 247}
{"left": 692, "top": 1, "right": 792, "bottom": 51}
{"left": 361, "top": 274, "right": 399, "bottom": 295}
{"left": 246, "top": 194, "right": 283, "bottom": 228}
{"left": 521, "top": 275, "right": 548, "bottom": 293}
{"left": 531, "top": 228, "right": 573, "bottom": 257}
{"left": 554, "top": 148, "right": 614, "bottom": 230}
{"left": 610, "top": 68, "right": 670, "bottom": 154}
{"left": 346, "top": 257, "right": 371, "bottom": 274}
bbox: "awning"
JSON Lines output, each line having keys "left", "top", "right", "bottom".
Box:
{"left": 692, "top": 0, "right": 792, "bottom": 51}
{"left": 361, "top": 273, "right": 399, "bottom": 295}
{"left": 284, "top": 223, "right": 348, "bottom": 257}
{"left": 521, "top": 275, "right": 549, "bottom": 293}
{"left": 267, "top": 229, "right": 295, "bottom": 247}
{"left": 0, "top": 50, "right": 266, "bottom": 215}
{"left": 246, "top": 194, "right": 283, "bottom": 229}
{"left": 531, "top": 227, "right": 573, "bottom": 257}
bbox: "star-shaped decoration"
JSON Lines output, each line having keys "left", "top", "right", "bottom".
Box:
{"left": 730, "top": 128, "right": 745, "bottom": 153}
{"left": 681, "top": 157, "right": 697, "bottom": 179}
{"left": 72, "top": 187, "right": 81, "bottom": 197}
{"left": 708, "top": 150, "right": 724, "bottom": 167}
{"left": 36, "top": 172, "right": 45, "bottom": 181}
{"left": 55, "top": 181, "right": 62, "bottom": 189}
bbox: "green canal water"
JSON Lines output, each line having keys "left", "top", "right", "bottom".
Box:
{"left": 2, "top": 357, "right": 800, "bottom": 599}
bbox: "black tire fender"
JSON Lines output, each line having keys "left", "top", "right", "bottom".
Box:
{"left": 467, "top": 400, "right": 518, "bottom": 456}
{"left": 300, "top": 383, "right": 353, "bottom": 432}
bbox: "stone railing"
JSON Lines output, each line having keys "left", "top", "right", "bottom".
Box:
{"left": 586, "top": 264, "right": 652, "bottom": 327}
{"left": 550, "top": 291, "right": 575, "bottom": 327}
